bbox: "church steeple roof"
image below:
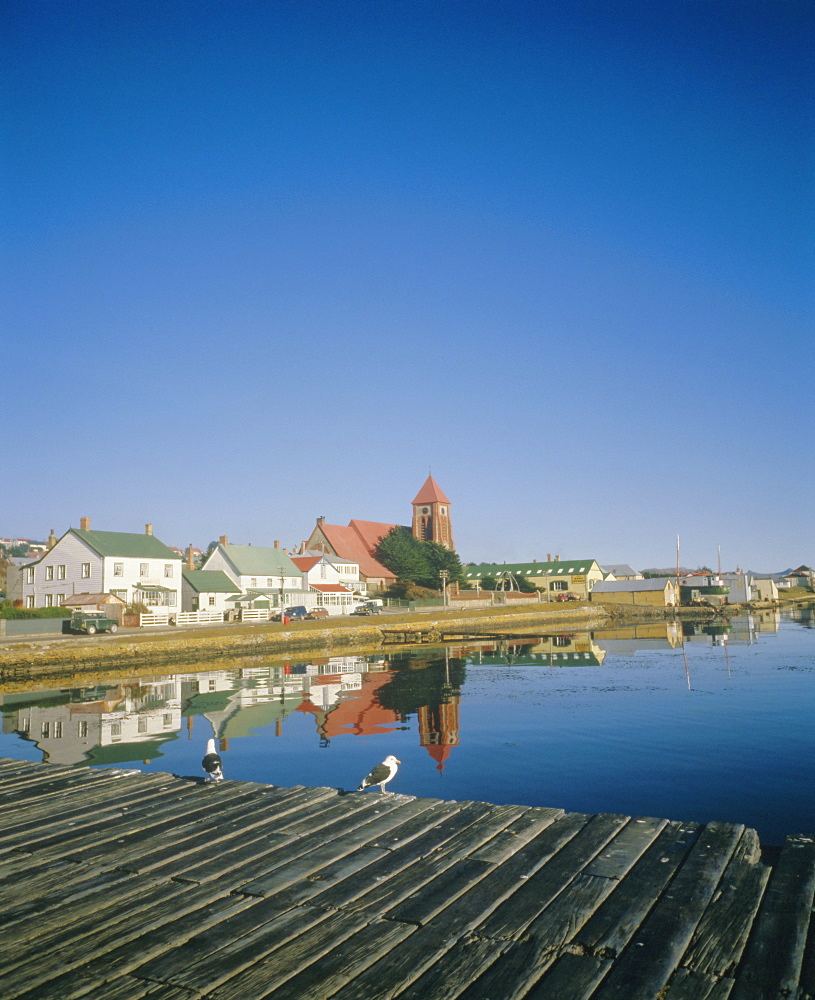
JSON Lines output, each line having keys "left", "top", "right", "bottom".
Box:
{"left": 412, "top": 475, "right": 450, "bottom": 506}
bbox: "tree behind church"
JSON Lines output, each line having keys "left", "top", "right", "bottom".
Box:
{"left": 375, "top": 527, "right": 463, "bottom": 590}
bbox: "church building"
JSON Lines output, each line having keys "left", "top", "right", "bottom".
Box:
{"left": 300, "top": 475, "right": 454, "bottom": 592}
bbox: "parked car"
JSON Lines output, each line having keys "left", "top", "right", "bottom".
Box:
{"left": 553, "top": 593, "right": 579, "bottom": 602}
{"left": 305, "top": 607, "right": 329, "bottom": 620}
{"left": 351, "top": 603, "right": 381, "bottom": 616}
{"left": 271, "top": 605, "right": 309, "bottom": 622}
{"left": 70, "top": 611, "right": 119, "bottom": 635}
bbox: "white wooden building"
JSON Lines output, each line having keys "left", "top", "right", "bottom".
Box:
{"left": 20, "top": 520, "right": 182, "bottom": 611}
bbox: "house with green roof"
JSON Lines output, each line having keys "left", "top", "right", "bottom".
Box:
{"left": 20, "top": 518, "right": 182, "bottom": 611}
{"left": 201, "top": 541, "right": 313, "bottom": 610}
{"left": 462, "top": 558, "right": 604, "bottom": 600}
{"left": 181, "top": 570, "right": 240, "bottom": 613}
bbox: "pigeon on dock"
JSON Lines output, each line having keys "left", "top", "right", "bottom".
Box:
{"left": 201, "top": 738, "right": 224, "bottom": 781}
{"left": 358, "top": 754, "right": 401, "bottom": 793}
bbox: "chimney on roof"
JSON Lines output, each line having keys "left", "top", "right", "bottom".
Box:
{"left": 80, "top": 517, "right": 91, "bottom": 531}
{"left": 274, "top": 540, "right": 280, "bottom": 549}
{"left": 547, "top": 553, "right": 551, "bottom": 562}
{"left": 186, "top": 545, "right": 195, "bottom": 571}
{"left": 555, "top": 555, "right": 560, "bottom": 562}
{"left": 317, "top": 516, "right": 325, "bottom": 526}
{"left": 145, "top": 523, "right": 153, "bottom": 536}
{"left": 47, "top": 529, "right": 57, "bottom": 550}
{"left": 219, "top": 535, "right": 229, "bottom": 546}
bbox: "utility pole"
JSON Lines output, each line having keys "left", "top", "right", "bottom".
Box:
{"left": 439, "top": 569, "right": 449, "bottom": 609}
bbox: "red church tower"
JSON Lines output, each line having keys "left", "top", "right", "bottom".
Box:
{"left": 411, "top": 475, "right": 454, "bottom": 550}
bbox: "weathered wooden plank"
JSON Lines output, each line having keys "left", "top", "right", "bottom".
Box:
{"left": 474, "top": 813, "right": 627, "bottom": 942}
{"left": 587, "top": 820, "right": 744, "bottom": 1000}
{"left": 453, "top": 817, "right": 669, "bottom": 1000}
{"left": 680, "top": 826, "right": 770, "bottom": 977}
{"left": 0, "top": 879, "right": 233, "bottom": 998}
{"left": 519, "top": 951, "right": 612, "bottom": 1000}
{"left": 664, "top": 968, "right": 735, "bottom": 999}
{"left": 360, "top": 798, "right": 462, "bottom": 851}
{"left": 387, "top": 857, "right": 495, "bottom": 925}
{"left": 247, "top": 917, "right": 417, "bottom": 1000}
{"left": 24, "top": 782, "right": 284, "bottom": 864}
{"left": 142, "top": 902, "right": 333, "bottom": 995}
{"left": 328, "top": 809, "right": 506, "bottom": 919}
{"left": 206, "top": 907, "right": 372, "bottom": 1000}
{"left": 467, "top": 806, "right": 565, "bottom": 863}
{"left": 728, "top": 833, "right": 815, "bottom": 1000}
{"left": 389, "top": 933, "right": 505, "bottom": 1000}
{"left": 568, "top": 820, "right": 701, "bottom": 956}
{"left": 327, "top": 922, "right": 469, "bottom": 1000}
{"left": 292, "top": 801, "right": 495, "bottom": 913}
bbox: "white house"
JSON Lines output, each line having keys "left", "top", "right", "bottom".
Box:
{"left": 201, "top": 539, "right": 312, "bottom": 609}
{"left": 291, "top": 553, "right": 364, "bottom": 614}
{"left": 181, "top": 570, "right": 240, "bottom": 613}
{"left": 20, "top": 519, "right": 183, "bottom": 611}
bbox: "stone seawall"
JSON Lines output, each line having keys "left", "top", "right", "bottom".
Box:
{"left": 0, "top": 599, "right": 726, "bottom": 687}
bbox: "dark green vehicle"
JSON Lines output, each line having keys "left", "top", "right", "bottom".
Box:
{"left": 70, "top": 611, "right": 119, "bottom": 635}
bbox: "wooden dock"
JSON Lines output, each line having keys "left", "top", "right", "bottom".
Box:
{"left": 1, "top": 757, "right": 813, "bottom": 1000}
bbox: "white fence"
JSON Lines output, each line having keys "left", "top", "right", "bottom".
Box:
{"left": 175, "top": 610, "right": 225, "bottom": 626}
{"left": 240, "top": 608, "right": 270, "bottom": 622}
{"left": 139, "top": 613, "right": 171, "bottom": 627}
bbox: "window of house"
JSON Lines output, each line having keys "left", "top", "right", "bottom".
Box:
{"left": 57, "top": 565, "right": 66, "bottom": 580}
{"left": 209, "top": 679, "right": 216, "bottom": 691}
{"left": 110, "top": 721, "right": 122, "bottom": 736}
{"left": 27, "top": 596, "right": 35, "bottom": 608}
{"left": 56, "top": 594, "right": 65, "bottom": 605}
{"left": 78, "top": 720, "right": 89, "bottom": 738}
{"left": 45, "top": 565, "right": 54, "bottom": 581}
{"left": 81, "top": 563, "right": 91, "bottom": 578}
{"left": 164, "top": 564, "right": 173, "bottom": 578}
{"left": 140, "top": 563, "right": 148, "bottom": 576}
{"left": 138, "top": 718, "right": 147, "bottom": 733}
{"left": 551, "top": 580, "right": 568, "bottom": 591}
{"left": 113, "top": 563, "right": 124, "bottom": 577}
{"left": 54, "top": 721, "right": 63, "bottom": 738}
{"left": 27, "top": 566, "right": 34, "bottom": 583}
{"left": 168, "top": 593, "right": 176, "bottom": 606}
{"left": 111, "top": 590, "right": 126, "bottom": 601}
{"left": 45, "top": 595, "right": 53, "bottom": 607}
{"left": 250, "top": 578, "right": 257, "bottom": 587}
{"left": 163, "top": 713, "right": 173, "bottom": 727}
{"left": 208, "top": 595, "right": 216, "bottom": 606}
{"left": 41, "top": 722, "right": 50, "bottom": 739}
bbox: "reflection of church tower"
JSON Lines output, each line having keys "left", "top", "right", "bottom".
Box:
{"left": 418, "top": 698, "right": 460, "bottom": 773}
{"left": 411, "top": 475, "right": 454, "bottom": 550}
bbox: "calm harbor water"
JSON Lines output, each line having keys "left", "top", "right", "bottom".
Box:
{"left": 1, "top": 605, "right": 813, "bottom": 846}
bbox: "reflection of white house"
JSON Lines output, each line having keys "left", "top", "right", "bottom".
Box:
{"left": 19, "top": 518, "right": 182, "bottom": 611}
{"left": 201, "top": 540, "right": 311, "bottom": 609}
{"left": 6, "top": 678, "right": 183, "bottom": 766}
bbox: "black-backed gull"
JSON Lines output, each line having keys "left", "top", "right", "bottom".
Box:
{"left": 358, "top": 754, "right": 401, "bottom": 793}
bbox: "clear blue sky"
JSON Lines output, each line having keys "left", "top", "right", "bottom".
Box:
{"left": 3, "top": 0, "right": 813, "bottom": 572}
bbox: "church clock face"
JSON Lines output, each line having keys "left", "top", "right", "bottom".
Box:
{"left": 422, "top": 507, "right": 429, "bottom": 514}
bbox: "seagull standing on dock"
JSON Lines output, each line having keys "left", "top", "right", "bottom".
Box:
{"left": 201, "top": 738, "right": 224, "bottom": 781}
{"left": 358, "top": 754, "right": 401, "bottom": 794}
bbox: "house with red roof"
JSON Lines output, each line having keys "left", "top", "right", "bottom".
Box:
{"left": 300, "top": 475, "right": 455, "bottom": 592}
{"left": 290, "top": 553, "right": 363, "bottom": 614}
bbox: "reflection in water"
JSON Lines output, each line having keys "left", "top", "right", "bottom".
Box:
{"left": 0, "top": 615, "right": 777, "bottom": 771}
{"left": 2, "top": 609, "right": 812, "bottom": 845}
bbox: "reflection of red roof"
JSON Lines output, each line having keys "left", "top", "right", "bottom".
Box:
{"left": 292, "top": 556, "right": 321, "bottom": 571}
{"left": 309, "top": 583, "right": 353, "bottom": 594}
{"left": 425, "top": 744, "right": 454, "bottom": 772}
{"left": 318, "top": 521, "right": 398, "bottom": 581}
{"left": 298, "top": 671, "right": 401, "bottom": 738}
{"left": 412, "top": 475, "right": 450, "bottom": 505}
